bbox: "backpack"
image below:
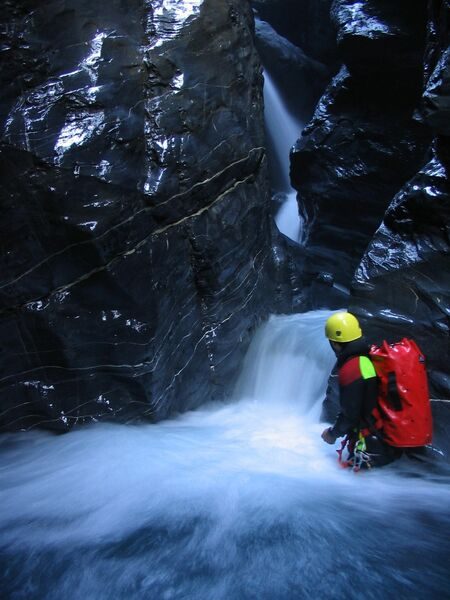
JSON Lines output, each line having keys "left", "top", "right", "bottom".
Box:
{"left": 368, "top": 338, "right": 433, "bottom": 448}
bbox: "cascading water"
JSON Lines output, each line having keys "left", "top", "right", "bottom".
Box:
{"left": 263, "top": 71, "right": 304, "bottom": 244}
{"left": 0, "top": 310, "right": 449, "bottom": 599}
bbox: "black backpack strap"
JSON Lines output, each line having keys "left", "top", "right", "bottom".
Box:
{"left": 387, "top": 371, "right": 402, "bottom": 411}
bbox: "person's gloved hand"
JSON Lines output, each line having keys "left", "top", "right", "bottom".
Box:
{"left": 321, "top": 427, "right": 337, "bottom": 445}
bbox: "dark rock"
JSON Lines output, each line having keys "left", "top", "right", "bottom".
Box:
{"left": 423, "top": 0, "right": 450, "bottom": 84}
{"left": 344, "top": 1, "right": 450, "bottom": 412}
{"left": 255, "top": 18, "right": 329, "bottom": 123}
{"left": 431, "top": 400, "right": 450, "bottom": 457}
{"left": 251, "top": 0, "right": 337, "bottom": 66}
{"left": 423, "top": 46, "right": 450, "bottom": 134}
{"left": 350, "top": 142, "right": 450, "bottom": 400}
{"left": 0, "top": 0, "right": 277, "bottom": 431}
{"left": 267, "top": 232, "right": 304, "bottom": 314}
{"left": 289, "top": 0, "right": 450, "bottom": 434}
{"left": 291, "top": 64, "right": 431, "bottom": 289}
{"left": 331, "top": 0, "right": 428, "bottom": 76}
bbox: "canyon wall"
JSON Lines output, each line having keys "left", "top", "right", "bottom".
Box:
{"left": 290, "top": 0, "right": 450, "bottom": 409}
{"left": 0, "top": 0, "right": 280, "bottom": 431}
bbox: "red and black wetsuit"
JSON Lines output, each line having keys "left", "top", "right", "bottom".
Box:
{"left": 329, "top": 338, "right": 401, "bottom": 467}
{"left": 328, "top": 338, "right": 378, "bottom": 439}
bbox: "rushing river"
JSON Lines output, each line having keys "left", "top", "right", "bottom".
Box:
{"left": 1, "top": 311, "right": 449, "bottom": 599}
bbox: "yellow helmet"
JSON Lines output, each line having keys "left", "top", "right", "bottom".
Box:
{"left": 325, "top": 312, "right": 362, "bottom": 343}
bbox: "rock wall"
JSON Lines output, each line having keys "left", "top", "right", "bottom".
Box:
{"left": 252, "top": 0, "right": 337, "bottom": 66}
{"left": 252, "top": 0, "right": 337, "bottom": 151}
{"left": 254, "top": 18, "right": 329, "bottom": 124}
{"left": 0, "top": 0, "right": 277, "bottom": 431}
{"left": 289, "top": 0, "right": 450, "bottom": 417}
{"left": 350, "top": 0, "right": 450, "bottom": 404}
{"left": 291, "top": 0, "right": 431, "bottom": 292}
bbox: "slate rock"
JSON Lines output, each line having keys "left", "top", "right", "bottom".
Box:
{"left": 0, "top": 0, "right": 276, "bottom": 431}
{"left": 252, "top": 0, "right": 337, "bottom": 66}
{"left": 290, "top": 64, "right": 431, "bottom": 290}
{"left": 423, "top": 46, "right": 450, "bottom": 135}
{"left": 350, "top": 143, "right": 450, "bottom": 401}
{"left": 331, "top": 0, "right": 428, "bottom": 76}
{"left": 255, "top": 18, "right": 329, "bottom": 123}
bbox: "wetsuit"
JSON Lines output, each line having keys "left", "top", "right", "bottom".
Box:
{"left": 329, "top": 338, "right": 401, "bottom": 468}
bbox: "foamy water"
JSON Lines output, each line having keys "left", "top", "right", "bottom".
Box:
{"left": 0, "top": 310, "right": 449, "bottom": 599}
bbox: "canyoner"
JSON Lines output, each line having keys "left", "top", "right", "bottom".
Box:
{"left": 321, "top": 312, "right": 433, "bottom": 471}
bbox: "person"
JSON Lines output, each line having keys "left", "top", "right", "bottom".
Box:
{"left": 321, "top": 311, "right": 401, "bottom": 470}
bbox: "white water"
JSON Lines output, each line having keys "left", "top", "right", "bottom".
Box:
{"left": 0, "top": 310, "right": 449, "bottom": 599}
{"left": 263, "top": 72, "right": 304, "bottom": 243}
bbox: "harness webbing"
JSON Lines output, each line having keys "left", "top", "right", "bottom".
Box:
{"left": 337, "top": 432, "right": 373, "bottom": 472}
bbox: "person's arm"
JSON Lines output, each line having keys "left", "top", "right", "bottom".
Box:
{"left": 328, "top": 357, "right": 366, "bottom": 440}
{"left": 328, "top": 387, "right": 362, "bottom": 438}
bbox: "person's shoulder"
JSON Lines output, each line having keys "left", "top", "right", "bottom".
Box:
{"left": 338, "top": 356, "right": 363, "bottom": 386}
{"left": 358, "top": 355, "right": 377, "bottom": 379}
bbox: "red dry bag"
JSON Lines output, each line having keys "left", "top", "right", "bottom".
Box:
{"left": 369, "top": 338, "right": 433, "bottom": 448}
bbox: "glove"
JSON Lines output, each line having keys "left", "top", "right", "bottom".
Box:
{"left": 321, "top": 427, "right": 337, "bottom": 445}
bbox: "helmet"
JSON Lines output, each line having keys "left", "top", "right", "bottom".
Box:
{"left": 325, "top": 312, "right": 362, "bottom": 343}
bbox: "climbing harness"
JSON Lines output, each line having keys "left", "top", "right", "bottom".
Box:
{"left": 337, "top": 432, "right": 372, "bottom": 472}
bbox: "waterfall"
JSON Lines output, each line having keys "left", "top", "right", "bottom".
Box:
{"left": 0, "top": 310, "right": 449, "bottom": 599}
{"left": 234, "top": 311, "right": 333, "bottom": 417}
{"left": 263, "top": 71, "right": 304, "bottom": 243}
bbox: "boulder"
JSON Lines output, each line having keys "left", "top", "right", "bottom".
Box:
{"left": 291, "top": 64, "right": 430, "bottom": 290}
{"left": 331, "top": 0, "right": 428, "bottom": 76}
{"left": 347, "top": 0, "right": 450, "bottom": 410}
{"left": 0, "top": 0, "right": 276, "bottom": 431}
{"left": 350, "top": 141, "right": 450, "bottom": 444}
{"left": 252, "top": 0, "right": 337, "bottom": 66}
{"left": 423, "top": 47, "right": 450, "bottom": 135}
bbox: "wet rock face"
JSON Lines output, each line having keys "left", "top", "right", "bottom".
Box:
{"left": 423, "top": 46, "right": 450, "bottom": 134}
{"left": 331, "top": 0, "right": 428, "bottom": 76}
{"left": 349, "top": 0, "right": 450, "bottom": 403}
{"left": 0, "top": 0, "right": 274, "bottom": 431}
{"left": 252, "top": 0, "right": 337, "bottom": 66}
{"left": 254, "top": 18, "right": 329, "bottom": 124}
{"left": 290, "top": 0, "right": 432, "bottom": 289}
{"left": 351, "top": 145, "right": 450, "bottom": 398}
{"left": 291, "top": 0, "right": 450, "bottom": 408}
{"left": 251, "top": 0, "right": 337, "bottom": 126}
{"left": 349, "top": 141, "right": 450, "bottom": 448}
{"left": 423, "top": 0, "right": 450, "bottom": 135}
{"left": 291, "top": 62, "right": 431, "bottom": 288}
